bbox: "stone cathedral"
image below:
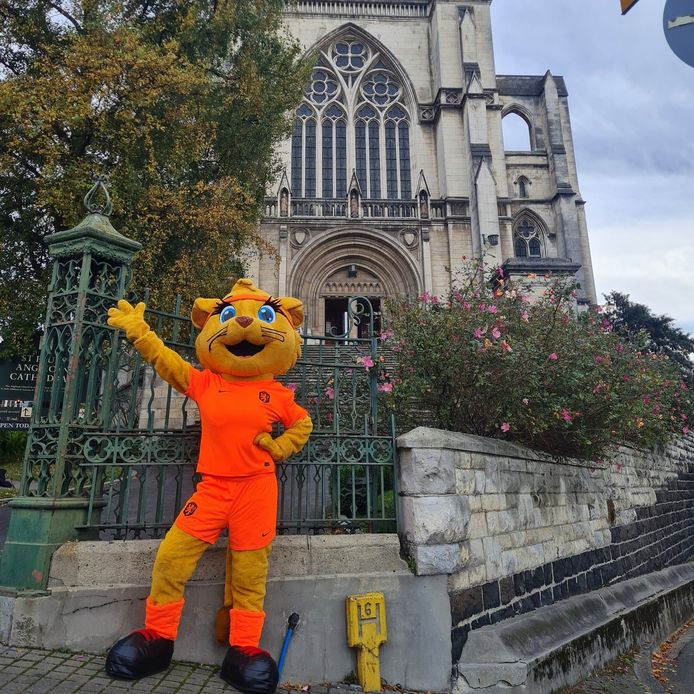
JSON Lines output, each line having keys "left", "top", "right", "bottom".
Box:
{"left": 249, "top": 0, "right": 597, "bottom": 336}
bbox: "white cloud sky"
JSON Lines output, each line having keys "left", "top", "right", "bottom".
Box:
{"left": 491, "top": 0, "right": 694, "bottom": 334}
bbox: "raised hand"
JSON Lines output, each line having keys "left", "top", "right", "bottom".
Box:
{"left": 107, "top": 300, "right": 150, "bottom": 343}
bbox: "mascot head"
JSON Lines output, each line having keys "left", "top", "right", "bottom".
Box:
{"left": 191, "top": 279, "right": 304, "bottom": 379}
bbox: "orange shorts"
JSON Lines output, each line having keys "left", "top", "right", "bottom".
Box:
{"left": 174, "top": 473, "right": 278, "bottom": 550}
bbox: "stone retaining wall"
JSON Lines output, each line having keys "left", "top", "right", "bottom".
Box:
{"left": 396, "top": 427, "right": 694, "bottom": 673}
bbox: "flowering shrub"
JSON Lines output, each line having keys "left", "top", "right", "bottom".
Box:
{"left": 383, "top": 262, "right": 693, "bottom": 461}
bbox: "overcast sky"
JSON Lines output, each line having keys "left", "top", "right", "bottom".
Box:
{"left": 490, "top": 0, "right": 694, "bottom": 334}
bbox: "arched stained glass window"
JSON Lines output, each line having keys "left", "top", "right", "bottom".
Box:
{"left": 513, "top": 215, "right": 544, "bottom": 258}
{"left": 289, "top": 36, "right": 413, "bottom": 201}
{"left": 322, "top": 104, "right": 347, "bottom": 198}
{"left": 291, "top": 104, "right": 317, "bottom": 198}
{"left": 385, "top": 106, "right": 410, "bottom": 199}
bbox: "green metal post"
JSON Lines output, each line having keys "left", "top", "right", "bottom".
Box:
{"left": 0, "top": 180, "right": 141, "bottom": 593}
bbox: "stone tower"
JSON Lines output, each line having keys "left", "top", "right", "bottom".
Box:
{"left": 250, "top": 0, "right": 596, "bottom": 335}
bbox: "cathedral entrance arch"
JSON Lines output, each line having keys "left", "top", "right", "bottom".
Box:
{"left": 287, "top": 228, "right": 421, "bottom": 336}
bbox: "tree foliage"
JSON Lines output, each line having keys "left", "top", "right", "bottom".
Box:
{"left": 603, "top": 291, "right": 694, "bottom": 383}
{"left": 383, "top": 263, "right": 693, "bottom": 461}
{"left": 0, "top": 0, "right": 310, "bottom": 356}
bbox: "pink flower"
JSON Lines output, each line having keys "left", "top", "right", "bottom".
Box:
{"left": 431, "top": 295, "right": 440, "bottom": 304}
{"left": 684, "top": 426, "right": 690, "bottom": 435}
{"left": 361, "top": 355, "right": 374, "bottom": 370}
{"left": 548, "top": 353, "right": 558, "bottom": 361}
{"left": 500, "top": 340, "right": 512, "bottom": 353}
{"left": 418, "top": 291, "right": 430, "bottom": 303}
{"left": 287, "top": 383, "right": 298, "bottom": 392}
{"left": 377, "top": 382, "right": 393, "bottom": 393}
{"left": 473, "top": 327, "right": 485, "bottom": 339}
{"left": 521, "top": 311, "right": 529, "bottom": 322}
{"left": 595, "top": 355, "right": 605, "bottom": 364}
{"left": 642, "top": 395, "right": 650, "bottom": 405}
{"left": 521, "top": 295, "right": 531, "bottom": 304}
{"left": 379, "top": 329, "right": 393, "bottom": 341}
{"left": 324, "top": 386, "right": 335, "bottom": 400}
{"left": 522, "top": 398, "right": 529, "bottom": 405}
{"left": 560, "top": 408, "right": 572, "bottom": 422}
{"left": 454, "top": 292, "right": 463, "bottom": 302}
{"left": 488, "top": 305, "right": 498, "bottom": 314}
{"left": 463, "top": 301, "right": 471, "bottom": 311}
{"left": 492, "top": 327, "right": 501, "bottom": 339}
{"left": 501, "top": 422, "right": 510, "bottom": 432}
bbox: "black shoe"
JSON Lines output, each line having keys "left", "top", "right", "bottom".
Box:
{"left": 105, "top": 629, "right": 174, "bottom": 679}
{"left": 220, "top": 645, "right": 279, "bottom": 694}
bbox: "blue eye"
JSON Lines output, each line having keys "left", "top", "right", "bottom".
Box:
{"left": 220, "top": 305, "right": 236, "bottom": 323}
{"left": 258, "top": 305, "right": 276, "bottom": 323}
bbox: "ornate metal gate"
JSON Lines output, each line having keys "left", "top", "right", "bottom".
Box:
{"left": 77, "top": 294, "right": 397, "bottom": 538}
{"left": 10, "top": 185, "right": 397, "bottom": 548}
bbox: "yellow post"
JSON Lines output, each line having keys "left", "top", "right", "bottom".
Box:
{"left": 346, "top": 592, "right": 387, "bottom": 692}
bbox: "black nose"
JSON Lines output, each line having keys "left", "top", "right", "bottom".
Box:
{"left": 235, "top": 316, "right": 253, "bottom": 328}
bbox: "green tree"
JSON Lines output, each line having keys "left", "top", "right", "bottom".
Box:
{"left": 603, "top": 291, "right": 694, "bottom": 383}
{"left": 0, "top": 0, "right": 310, "bottom": 357}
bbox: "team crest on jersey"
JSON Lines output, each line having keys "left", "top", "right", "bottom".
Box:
{"left": 183, "top": 502, "right": 198, "bottom": 517}
{"left": 259, "top": 391, "right": 270, "bottom": 403}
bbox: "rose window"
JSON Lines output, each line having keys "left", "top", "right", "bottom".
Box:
{"left": 362, "top": 72, "right": 399, "bottom": 106}
{"left": 332, "top": 42, "right": 367, "bottom": 73}
{"left": 306, "top": 70, "right": 339, "bottom": 105}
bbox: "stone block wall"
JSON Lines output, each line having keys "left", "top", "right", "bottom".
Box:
{"left": 396, "top": 427, "right": 694, "bottom": 666}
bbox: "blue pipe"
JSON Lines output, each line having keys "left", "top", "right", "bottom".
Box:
{"left": 277, "top": 613, "right": 300, "bottom": 678}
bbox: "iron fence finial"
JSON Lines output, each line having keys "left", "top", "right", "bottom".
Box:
{"left": 84, "top": 176, "right": 113, "bottom": 216}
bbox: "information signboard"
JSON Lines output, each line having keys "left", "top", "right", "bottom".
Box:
{"left": 0, "top": 355, "right": 40, "bottom": 430}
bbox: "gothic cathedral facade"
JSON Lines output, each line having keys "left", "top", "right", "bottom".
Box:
{"left": 249, "top": 0, "right": 597, "bottom": 335}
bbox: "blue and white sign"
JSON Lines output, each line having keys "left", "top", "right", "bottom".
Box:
{"left": 664, "top": 0, "right": 694, "bottom": 67}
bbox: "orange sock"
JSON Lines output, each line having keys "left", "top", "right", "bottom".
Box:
{"left": 145, "top": 597, "right": 185, "bottom": 641}
{"left": 229, "top": 608, "right": 265, "bottom": 647}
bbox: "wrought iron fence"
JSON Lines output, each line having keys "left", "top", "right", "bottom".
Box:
{"left": 70, "top": 295, "right": 396, "bottom": 539}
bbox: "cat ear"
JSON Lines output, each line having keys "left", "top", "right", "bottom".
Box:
{"left": 191, "top": 298, "right": 219, "bottom": 330}
{"left": 278, "top": 296, "right": 304, "bottom": 328}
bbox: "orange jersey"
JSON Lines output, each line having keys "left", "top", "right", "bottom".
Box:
{"left": 185, "top": 369, "right": 308, "bottom": 477}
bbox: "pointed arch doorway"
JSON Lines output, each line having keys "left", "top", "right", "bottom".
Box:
{"left": 287, "top": 228, "right": 422, "bottom": 336}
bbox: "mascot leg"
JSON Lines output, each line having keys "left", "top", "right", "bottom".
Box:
{"left": 214, "top": 545, "right": 235, "bottom": 644}
{"left": 220, "top": 545, "right": 278, "bottom": 694}
{"left": 106, "top": 525, "right": 209, "bottom": 679}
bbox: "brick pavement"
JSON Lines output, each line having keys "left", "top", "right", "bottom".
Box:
{"left": 0, "top": 645, "right": 367, "bottom": 694}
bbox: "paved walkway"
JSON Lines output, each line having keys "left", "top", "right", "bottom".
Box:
{"left": 0, "top": 645, "right": 368, "bottom": 694}
{"left": 3, "top": 626, "right": 693, "bottom": 693}
{"left": 560, "top": 622, "right": 694, "bottom": 694}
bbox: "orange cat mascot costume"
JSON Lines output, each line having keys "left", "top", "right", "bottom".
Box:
{"left": 104, "top": 279, "right": 312, "bottom": 694}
